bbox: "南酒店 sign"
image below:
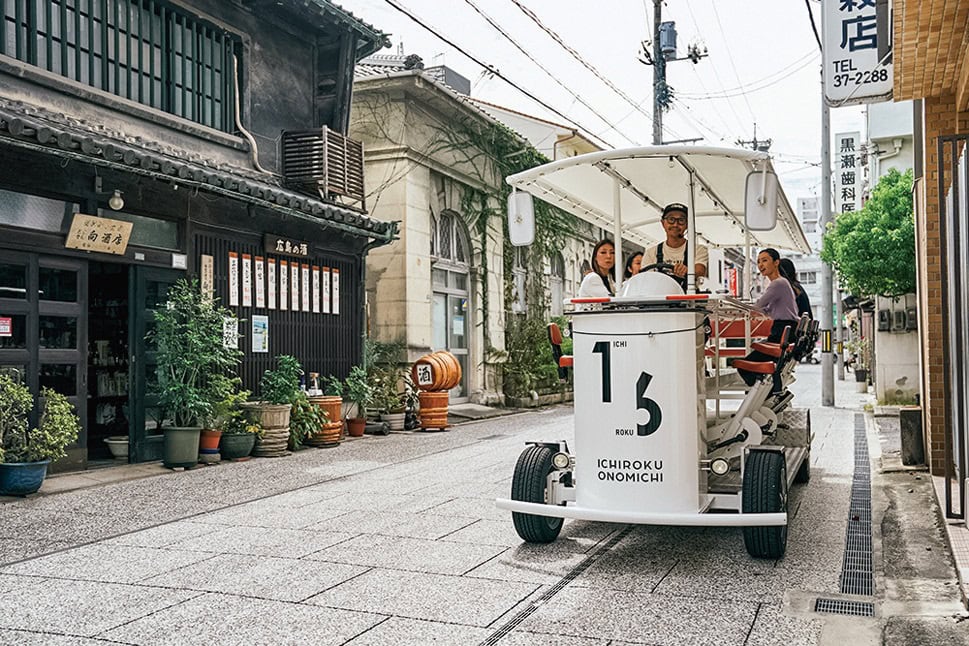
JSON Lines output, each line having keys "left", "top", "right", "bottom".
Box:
{"left": 65, "top": 214, "right": 133, "bottom": 255}
{"left": 821, "top": 0, "right": 892, "bottom": 106}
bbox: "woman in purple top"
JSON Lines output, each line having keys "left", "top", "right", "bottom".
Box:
{"left": 738, "top": 248, "right": 800, "bottom": 392}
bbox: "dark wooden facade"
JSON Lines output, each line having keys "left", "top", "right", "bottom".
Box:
{"left": 0, "top": 0, "right": 393, "bottom": 470}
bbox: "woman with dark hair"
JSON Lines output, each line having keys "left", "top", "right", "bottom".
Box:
{"left": 624, "top": 251, "right": 643, "bottom": 280}
{"left": 737, "top": 248, "right": 800, "bottom": 393}
{"left": 578, "top": 239, "right": 616, "bottom": 297}
{"left": 779, "top": 257, "right": 813, "bottom": 319}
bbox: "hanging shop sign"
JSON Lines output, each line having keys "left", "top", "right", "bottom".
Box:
{"left": 65, "top": 214, "right": 133, "bottom": 255}
{"left": 200, "top": 255, "right": 214, "bottom": 301}
{"left": 279, "top": 260, "right": 289, "bottom": 311}
{"left": 0, "top": 317, "right": 11, "bottom": 337}
{"left": 267, "top": 259, "right": 277, "bottom": 310}
{"left": 834, "top": 131, "right": 863, "bottom": 215}
{"left": 821, "top": 0, "right": 892, "bottom": 106}
{"left": 312, "top": 266, "right": 321, "bottom": 313}
{"left": 264, "top": 233, "right": 311, "bottom": 258}
{"left": 322, "top": 267, "right": 331, "bottom": 314}
{"left": 242, "top": 254, "right": 253, "bottom": 307}
{"left": 291, "top": 262, "right": 300, "bottom": 312}
{"left": 332, "top": 268, "right": 340, "bottom": 315}
{"left": 255, "top": 257, "right": 265, "bottom": 308}
{"left": 252, "top": 315, "right": 269, "bottom": 353}
{"left": 228, "top": 252, "right": 240, "bottom": 307}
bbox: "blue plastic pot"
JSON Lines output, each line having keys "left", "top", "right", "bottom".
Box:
{"left": 0, "top": 460, "right": 51, "bottom": 496}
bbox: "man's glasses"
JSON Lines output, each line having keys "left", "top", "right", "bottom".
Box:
{"left": 663, "top": 216, "right": 687, "bottom": 225}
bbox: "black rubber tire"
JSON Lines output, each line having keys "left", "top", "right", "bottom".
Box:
{"left": 794, "top": 451, "right": 811, "bottom": 484}
{"left": 742, "top": 450, "right": 788, "bottom": 559}
{"left": 511, "top": 446, "right": 563, "bottom": 543}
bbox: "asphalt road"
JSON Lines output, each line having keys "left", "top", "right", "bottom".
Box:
{"left": 0, "top": 364, "right": 965, "bottom": 645}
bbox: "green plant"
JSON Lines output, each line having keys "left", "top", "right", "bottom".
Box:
{"left": 502, "top": 316, "right": 561, "bottom": 398}
{"left": 288, "top": 391, "right": 327, "bottom": 450}
{"left": 0, "top": 376, "right": 80, "bottom": 463}
{"left": 215, "top": 379, "right": 260, "bottom": 436}
{"left": 323, "top": 375, "right": 343, "bottom": 397}
{"left": 344, "top": 365, "right": 373, "bottom": 419}
{"left": 260, "top": 355, "right": 302, "bottom": 405}
{"left": 370, "top": 370, "right": 405, "bottom": 413}
{"left": 821, "top": 168, "right": 916, "bottom": 297}
{"left": 150, "top": 278, "right": 242, "bottom": 427}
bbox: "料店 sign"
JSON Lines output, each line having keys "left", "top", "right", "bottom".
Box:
{"left": 821, "top": 0, "right": 892, "bottom": 106}
{"left": 65, "top": 214, "right": 133, "bottom": 255}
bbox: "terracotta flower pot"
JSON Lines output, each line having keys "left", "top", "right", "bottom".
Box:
{"left": 347, "top": 417, "right": 366, "bottom": 437}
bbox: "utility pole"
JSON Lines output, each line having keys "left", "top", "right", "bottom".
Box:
{"left": 820, "top": 85, "right": 835, "bottom": 406}
{"left": 640, "top": 0, "right": 707, "bottom": 145}
{"left": 736, "top": 124, "right": 772, "bottom": 152}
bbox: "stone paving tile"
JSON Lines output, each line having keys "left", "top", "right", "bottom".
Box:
{"left": 501, "top": 631, "right": 610, "bottom": 646}
{"left": 99, "top": 591, "right": 385, "bottom": 645}
{"left": 650, "top": 558, "right": 790, "bottom": 603}
{"left": 303, "top": 509, "right": 477, "bottom": 540}
{"left": 0, "top": 539, "right": 76, "bottom": 566}
{"left": 303, "top": 533, "right": 505, "bottom": 575}
{"left": 567, "top": 549, "right": 677, "bottom": 592}
{"left": 0, "top": 578, "right": 198, "bottom": 637}
{"left": 412, "top": 480, "right": 513, "bottom": 500}
{"left": 305, "top": 568, "right": 538, "bottom": 627}
{"left": 441, "top": 518, "right": 617, "bottom": 552}
{"left": 164, "top": 525, "right": 357, "bottom": 558}
{"left": 323, "top": 491, "right": 451, "bottom": 513}
{"left": 0, "top": 629, "right": 112, "bottom": 645}
{"left": 260, "top": 487, "right": 347, "bottom": 507}
{"left": 464, "top": 543, "right": 592, "bottom": 585}
{"left": 100, "top": 521, "right": 220, "bottom": 548}
{"left": 189, "top": 500, "right": 349, "bottom": 529}
{"left": 0, "top": 544, "right": 214, "bottom": 584}
{"left": 422, "top": 496, "right": 510, "bottom": 521}
{"left": 517, "top": 587, "right": 758, "bottom": 644}
{"left": 142, "top": 553, "right": 367, "bottom": 602}
{"left": 745, "top": 602, "right": 823, "bottom": 646}
{"left": 343, "top": 617, "right": 490, "bottom": 645}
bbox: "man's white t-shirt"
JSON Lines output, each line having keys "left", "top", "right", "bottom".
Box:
{"left": 641, "top": 241, "right": 709, "bottom": 274}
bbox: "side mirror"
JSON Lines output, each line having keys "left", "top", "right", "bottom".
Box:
{"left": 507, "top": 191, "right": 535, "bottom": 246}
{"left": 744, "top": 170, "right": 779, "bottom": 231}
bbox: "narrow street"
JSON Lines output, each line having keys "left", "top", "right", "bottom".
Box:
{"left": 0, "top": 366, "right": 965, "bottom": 645}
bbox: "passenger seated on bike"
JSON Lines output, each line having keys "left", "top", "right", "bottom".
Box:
{"left": 737, "top": 248, "right": 800, "bottom": 394}
{"left": 578, "top": 238, "right": 616, "bottom": 297}
{"left": 640, "top": 203, "right": 709, "bottom": 292}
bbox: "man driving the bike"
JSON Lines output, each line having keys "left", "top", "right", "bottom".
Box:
{"left": 640, "top": 202, "right": 709, "bottom": 291}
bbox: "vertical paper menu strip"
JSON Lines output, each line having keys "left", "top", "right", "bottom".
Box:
{"left": 312, "top": 266, "right": 320, "bottom": 313}
{"left": 301, "top": 264, "right": 310, "bottom": 313}
{"left": 255, "top": 257, "right": 265, "bottom": 308}
{"left": 241, "top": 254, "right": 252, "bottom": 307}
{"left": 267, "top": 259, "right": 277, "bottom": 310}
{"left": 228, "top": 252, "right": 239, "bottom": 307}
{"left": 279, "top": 260, "right": 288, "bottom": 311}
{"left": 291, "top": 262, "right": 300, "bottom": 312}
{"left": 332, "top": 268, "right": 340, "bottom": 315}
{"left": 200, "top": 255, "right": 214, "bottom": 301}
{"left": 322, "top": 267, "right": 331, "bottom": 314}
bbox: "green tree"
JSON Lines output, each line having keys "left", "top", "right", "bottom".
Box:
{"left": 821, "top": 168, "right": 916, "bottom": 297}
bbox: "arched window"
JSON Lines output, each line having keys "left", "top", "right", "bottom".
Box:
{"left": 430, "top": 210, "right": 471, "bottom": 400}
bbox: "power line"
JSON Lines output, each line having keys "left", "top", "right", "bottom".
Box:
{"left": 678, "top": 50, "right": 818, "bottom": 97}
{"left": 378, "top": 0, "right": 618, "bottom": 148}
{"left": 708, "top": 1, "right": 757, "bottom": 125}
{"left": 677, "top": 53, "right": 821, "bottom": 100}
{"left": 460, "top": 0, "right": 639, "bottom": 145}
{"left": 804, "top": 0, "right": 823, "bottom": 52}
{"left": 506, "top": 0, "right": 684, "bottom": 141}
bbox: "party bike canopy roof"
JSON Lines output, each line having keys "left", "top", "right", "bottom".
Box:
{"left": 505, "top": 146, "right": 811, "bottom": 254}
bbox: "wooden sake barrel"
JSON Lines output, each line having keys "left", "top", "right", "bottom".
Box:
{"left": 411, "top": 351, "right": 462, "bottom": 392}
{"left": 418, "top": 390, "right": 450, "bottom": 430}
{"left": 242, "top": 403, "right": 292, "bottom": 457}
{"left": 430, "top": 351, "right": 462, "bottom": 390}
{"left": 306, "top": 395, "right": 343, "bottom": 447}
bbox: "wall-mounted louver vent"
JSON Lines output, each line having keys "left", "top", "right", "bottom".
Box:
{"left": 281, "top": 127, "right": 365, "bottom": 212}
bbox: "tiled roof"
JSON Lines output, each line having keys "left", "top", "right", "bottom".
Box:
{"left": 0, "top": 98, "right": 397, "bottom": 242}
{"left": 300, "top": 1, "right": 391, "bottom": 58}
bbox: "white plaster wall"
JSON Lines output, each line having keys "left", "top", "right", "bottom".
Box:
{"left": 874, "top": 294, "right": 920, "bottom": 403}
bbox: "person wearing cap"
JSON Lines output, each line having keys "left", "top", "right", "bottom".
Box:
{"left": 640, "top": 203, "right": 709, "bottom": 291}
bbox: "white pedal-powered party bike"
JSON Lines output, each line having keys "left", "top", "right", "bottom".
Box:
{"left": 495, "top": 146, "right": 818, "bottom": 559}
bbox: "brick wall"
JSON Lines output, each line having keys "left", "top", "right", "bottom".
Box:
{"left": 920, "top": 93, "right": 969, "bottom": 474}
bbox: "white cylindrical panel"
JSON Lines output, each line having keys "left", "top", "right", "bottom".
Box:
{"left": 572, "top": 308, "right": 704, "bottom": 514}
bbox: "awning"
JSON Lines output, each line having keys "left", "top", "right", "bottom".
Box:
{"left": 506, "top": 146, "right": 810, "bottom": 254}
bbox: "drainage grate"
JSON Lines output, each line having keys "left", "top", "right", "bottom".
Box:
{"left": 839, "top": 414, "right": 874, "bottom": 597}
{"left": 814, "top": 598, "right": 875, "bottom": 617}
{"left": 478, "top": 526, "right": 633, "bottom": 645}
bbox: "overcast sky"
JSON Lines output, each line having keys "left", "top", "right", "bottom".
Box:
{"left": 341, "top": 0, "right": 867, "bottom": 205}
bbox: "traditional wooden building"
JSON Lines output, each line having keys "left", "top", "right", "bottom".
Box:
{"left": 0, "top": 0, "right": 394, "bottom": 469}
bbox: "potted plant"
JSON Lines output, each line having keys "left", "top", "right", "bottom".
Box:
{"left": 214, "top": 379, "right": 260, "bottom": 461}
{"left": 373, "top": 370, "right": 406, "bottom": 431}
{"left": 846, "top": 338, "right": 871, "bottom": 392}
{"left": 245, "top": 355, "right": 301, "bottom": 457}
{"left": 288, "top": 391, "right": 327, "bottom": 451}
{"left": 305, "top": 376, "right": 344, "bottom": 447}
{"left": 0, "top": 376, "right": 81, "bottom": 496}
{"left": 344, "top": 365, "right": 373, "bottom": 437}
{"left": 150, "top": 278, "right": 242, "bottom": 468}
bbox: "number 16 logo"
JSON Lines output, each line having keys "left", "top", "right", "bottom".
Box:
{"left": 593, "top": 341, "right": 662, "bottom": 436}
